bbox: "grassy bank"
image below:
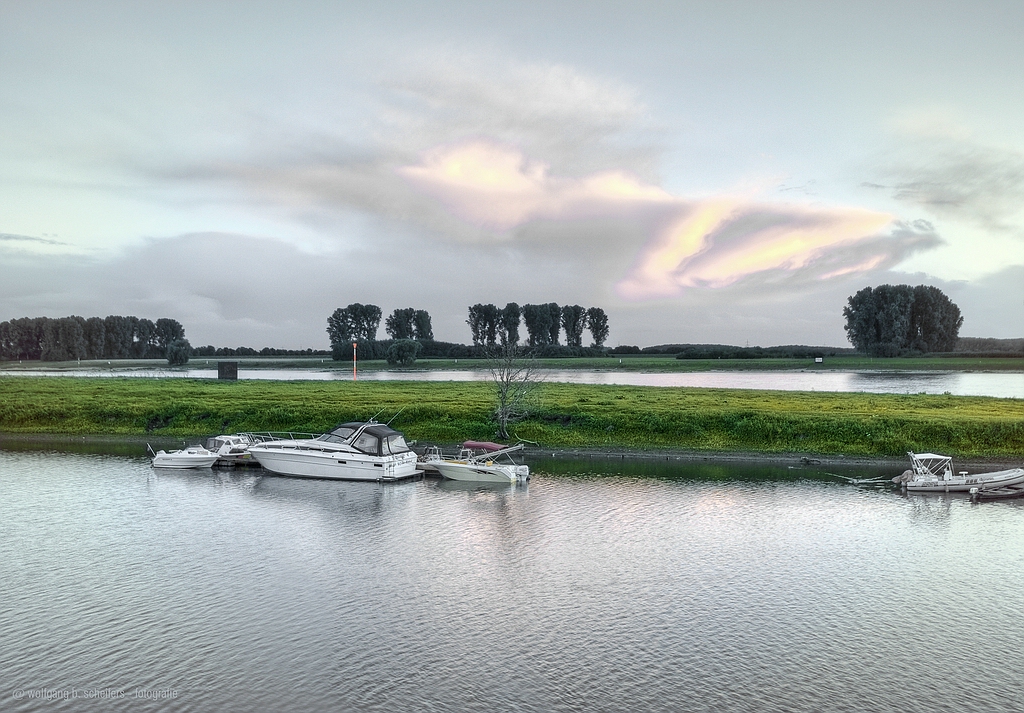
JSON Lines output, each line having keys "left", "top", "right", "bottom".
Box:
{"left": 2, "top": 376, "right": 1023, "bottom": 458}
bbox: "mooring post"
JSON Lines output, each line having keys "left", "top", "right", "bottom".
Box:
{"left": 353, "top": 341, "right": 357, "bottom": 381}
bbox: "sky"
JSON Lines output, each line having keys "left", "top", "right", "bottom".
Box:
{"left": 2, "top": 0, "right": 1023, "bottom": 349}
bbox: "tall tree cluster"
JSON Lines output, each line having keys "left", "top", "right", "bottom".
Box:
{"left": 384, "top": 308, "right": 433, "bottom": 340}
{"left": 326, "top": 303, "right": 383, "bottom": 347}
{"left": 0, "top": 315, "right": 186, "bottom": 361}
{"left": 843, "top": 284, "right": 963, "bottom": 356}
{"left": 466, "top": 303, "right": 502, "bottom": 346}
{"left": 328, "top": 304, "right": 436, "bottom": 359}
{"left": 475, "top": 303, "right": 610, "bottom": 348}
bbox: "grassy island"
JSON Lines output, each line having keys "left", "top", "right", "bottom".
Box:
{"left": 1, "top": 375, "right": 1023, "bottom": 458}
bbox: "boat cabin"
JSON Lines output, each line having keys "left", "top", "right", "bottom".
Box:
{"left": 317, "top": 422, "right": 412, "bottom": 456}
{"left": 205, "top": 435, "right": 251, "bottom": 452}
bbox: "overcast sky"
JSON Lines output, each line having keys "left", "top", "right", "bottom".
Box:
{"left": 2, "top": 0, "right": 1023, "bottom": 348}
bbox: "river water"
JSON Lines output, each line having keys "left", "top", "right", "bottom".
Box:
{"left": 3, "top": 449, "right": 1023, "bottom": 712}
{"left": 5, "top": 368, "right": 1024, "bottom": 398}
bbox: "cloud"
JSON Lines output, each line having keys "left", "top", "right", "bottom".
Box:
{"left": 882, "top": 138, "right": 1024, "bottom": 231}
{"left": 397, "top": 140, "right": 672, "bottom": 231}
{"left": 395, "top": 140, "right": 935, "bottom": 300}
{"left": 380, "top": 55, "right": 656, "bottom": 176}
{"left": 0, "top": 232, "right": 68, "bottom": 246}
{"left": 616, "top": 207, "right": 925, "bottom": 299}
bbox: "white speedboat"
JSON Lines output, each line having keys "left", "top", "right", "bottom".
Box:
{"left": 425, "top": 441, "right": 530, "bottom": 483}
{"left": 247, "top": 421, "right": 418, "bottom": 481}
{"left": 150, "top": 445, "right": 219, "bottom": 469}
{"left": 896, "top": 452, "right": 1024, "bottom": 493}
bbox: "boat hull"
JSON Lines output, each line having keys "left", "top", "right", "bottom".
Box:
{"left": 250, "top": 447, "right": 418, "bottom": 481}
{"left": 432, "top": 460, "right": 528, "bottom": 483}
{"left": 906, "top": 467, "right": 1024, "bottom": 493}
{"left": 152, "top": 453, "right": 219, "bottom": 469}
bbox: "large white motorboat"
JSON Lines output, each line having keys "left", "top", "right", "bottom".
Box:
{"left": 247, "top": 421, "right": 418, "bottom": 481}
{"left": 896, "top": 452, "right": 1024, "bottom": 493}
{"left": 424, "top": 441, "right": 530, "bottom": 483}
{"left": 150, "top": 445, "right": 220, "bottom": 469}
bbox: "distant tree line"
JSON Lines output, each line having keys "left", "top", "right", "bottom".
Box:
{"left": 953, "top": 337, "right": 1024, "bottom": 356}
{"left": 843, "top": 284, "right": 963, "bottom": 357}
{"left": 606, "top": 344, "right": 856, "bottom": 358}
{"left": 673, "top": 345, "right": 854, "bottom": 359}
{"left": 191, "top": 346, "right": 332, "bottom": 357}
{"left": 0, "top": 315, "right": 186, "bottom": 361}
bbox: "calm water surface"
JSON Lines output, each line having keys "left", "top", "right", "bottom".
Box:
{"left": 5, "top": 368, "right": 1024, "bottom": 398}
{"left": 2, "top": 450, "right": 1024, "bottom": 712}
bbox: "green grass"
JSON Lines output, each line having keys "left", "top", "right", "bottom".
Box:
{"left": 2, "top": 376, "right": 1023, "bottom": 458}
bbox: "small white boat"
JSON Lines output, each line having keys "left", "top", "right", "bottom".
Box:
{"left": 897, "top": 452, "right": 1024, "bottom": 493}
{"left": 425, "top": 441, "right": 530, "bottom": 483}
{"left": 150, "top": 445, "right": 219, "bottom": 469}
{"left": 247, "top": 421, "right": 418, "bottom": 481}
{"left": 205, "top": 434, "right": 260, "bottom": 465}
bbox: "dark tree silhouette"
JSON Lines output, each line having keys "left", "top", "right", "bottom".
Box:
{"left": 133, "top": 319, "right": 157, "bottom": 358}
{"left": 467, "top": 304, "right": 500, "bottom": 346}
{"left": 560, "top": 305, "right": 587, "bottom": 347}
{"left": 167, "top": 338, "right": 191, "bottom": 365}
{"left": 585, "top": 307, "right": 609, "bottom": 348}
{"left": 546, "top": 303, "right": 561, "bottom": 345}
{"left": 84, "top": 317, "right": 106, "bottom": 358}
{"left": 385, "top": 308, "right": 417, "bottom": 340}
{"left": 103, "top": 316, "right": 135, "bottom": 358}
{"left": 413, "top": 310, "right": 433, "bottom": 341}
{"left": 386, "top": 339, "right": 422, "bottom": 366}
{"left": 499, "top": 303, "right": 521, "bottom": 346}
{"left": 155, "top": 318, "right": 185, "bottom": 357}
{"left": 327, "top": 303, "right": 382, "bottom": 359}
{"left": 521, "top": 304, "right": 552, "bottom": 347}
{"left": 844, "top": 284, "right": 962, "bottom": 356}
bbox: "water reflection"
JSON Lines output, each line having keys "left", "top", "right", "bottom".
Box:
{"left": 527, "top": 453, "right": 895, "bottom": 482}
{"left": 4, "top": 449, "right": 1024, "bottom": 712}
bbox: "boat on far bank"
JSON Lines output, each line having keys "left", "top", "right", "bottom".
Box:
{"left": 150, "top": 445, "right": 219, "bottom": 469}
{"left": 895, "top": 452, "right": 1024, "bottom": 493}
{"left": 423, "top": 441, "right": 530, "bottom": 483}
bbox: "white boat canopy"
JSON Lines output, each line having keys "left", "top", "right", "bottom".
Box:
{"left": 908, "top": 452, "right": 954, "bottom": 478}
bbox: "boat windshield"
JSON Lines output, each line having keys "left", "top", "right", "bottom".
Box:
{"left": 317, "top": 425, "right": 359, "bottom": 444}
{"left": 352, "top": 431, "right": 380, "bottom": 455}
{"left": 384, "top": 435, "right": 410, "bottom": 454}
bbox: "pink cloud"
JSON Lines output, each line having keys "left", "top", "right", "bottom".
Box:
{"left": 399, "top": 141, "right": 904, "bottom": 299}
{"left": 397, "top": 140, "right": 671, "bottom": 230}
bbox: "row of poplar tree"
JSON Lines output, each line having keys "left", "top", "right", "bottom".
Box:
{"left": 0, "top": 315, "right": 187, "bottom": 361}
{"left": 326, "top": 302, "right": 611, "bottom": 358}
{"left": 466, "top": 303, "right": 609, "bottom": 348}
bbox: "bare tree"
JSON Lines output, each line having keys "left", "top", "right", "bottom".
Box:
{"left": 486, "top": 341, "right": 541, "bottom": 440}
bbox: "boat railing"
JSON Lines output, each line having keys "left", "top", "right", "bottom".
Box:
{"left": 238, "top": 431, "right": 322, "bottom": 444}
{"left": 467, "top": 443, "right": 524, "bottom": 463}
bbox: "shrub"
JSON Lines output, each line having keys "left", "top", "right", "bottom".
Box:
{"left": 166, "top": 339, "right": 191, "bottom": 366}
{"left": 386, "top": 339, "right": 421, "bottom": 366}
